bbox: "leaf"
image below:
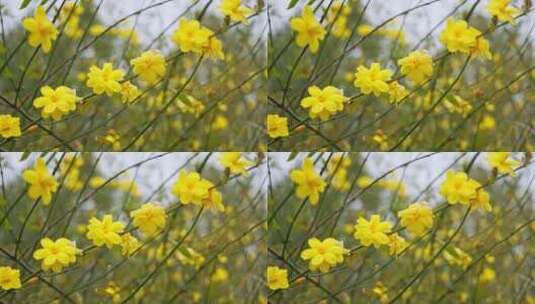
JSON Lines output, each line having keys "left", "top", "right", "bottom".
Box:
{"left": 287, "top": 152, "right": 299, "bottom": 161}
{"left": 287, "top": 0, "right": 299, "bottom": 9}
{"left": 19, "top": 0, "right": 32, "bottom": 9}
{"left": 19, "top": 151, "right": 31, "bottom": 161}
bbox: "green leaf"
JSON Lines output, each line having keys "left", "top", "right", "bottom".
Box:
{"left": 19, "top": 0, "right": 32, "bottom": 9}
{"left": 19, "top": 151, "right": 31, "bottom": 161}
{"left": 287, "top": 152, "right": 299, "bottom": 161}
{"left": 287, "top": 0, "right": 299, "bottom": 9}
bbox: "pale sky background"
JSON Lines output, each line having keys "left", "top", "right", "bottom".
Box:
{"left": 0, "top": 152, "right": 266, "bottom": 206}
{"left": 269, "top": 152, "right": 535, "bottom": 210}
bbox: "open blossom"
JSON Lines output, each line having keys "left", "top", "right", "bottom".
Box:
{"left": 33, "top": 86, "right": 79, "bottom": 120}
{"left": 486, "top": 0, "right": 519, "bottom": 23}
{"left": 398, "top": 50, "right": 434, "bottom": 85}
{"left": 130, "top": 50, "right": 167, "bottom": 85}
{"left": 353, "top": 215, "right": 392, "bottom": 248}
{"left": 0, "top": 114, "right": 21, "bottom": 138}
{"left": 130, "top": 203, "right": 167, "bottom": 236}
{"left": 290, "top": 158, "right": 326, "bottom": 205}
{"left": 353, "top": 63, "right": 392, "bottom": 96}
{"left": 398, "top": 202, "right": 434, "bottom": 237}
{"left": 86, "top": 215, "right": 125, "bottom": 248}
{"left": 86, "top": 63, "right": 125, "bottom": 96}
{"left": 440, "top": 18, "right": 491, "bottom": 59}
{"left": 301, "top": 237, "right": 349, "bottom": 273}
{"left": 219, "top": 0, "right": 253, "bottom": 24}
{"left": 487, "top": 152, "right": 520, "bottom": 175}
{"left": 290, "top": 6, "right": 326, "bottom": 53}
{"left": 267, "top": 266, "right": 289, "bottom": 290}
{"left": 172, "top": 170, "right": 211, "bottom": 205}
{"left": 219, "top": 152, "right": 253, "bottom": 175}
{"left": 172, "top": 18, "right": 224, "bottom": 60}
{"left": 33, "top": 238, "right": 81, "bottom": 272}
{"left": 440, "top": 171, "right": 479, "bottom": 205}
{"left": 0, "top": 267, "right": 21, "bottom": 290}
{"left": 22, "top": 158, "right": 58, "bottom": 205}
{"left": 267, "top": 114, "right": 289, "bottom": 138}
{"left": 300, "top": 86, "right": 347, "bottom": 120}
{"left": 22, "top": 6, "right": 58, "bottom": 53}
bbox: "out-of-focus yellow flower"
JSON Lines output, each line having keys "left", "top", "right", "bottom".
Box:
{"left": 120, "top": 233, "right": 141, "bottom": 256}
{"left": 290, "top": 6, "right": 326, "bottom": 53}
{"left": 120, "top": 81, "right": 141, "bottom": 104}
{"left": 0, "top": 114, "right": 21, "bottom": 138}
{"left": 211, "top": 267, "right": 229, "bottom": 282}
{"left": 290, "top": 157, "right": 326, "bottom": 205}
{"left": 387, "top": 233, "right": 408, "bottom": 256}
{"left": 267, "top": 266, "right": 289, "bottom": 290}
{"left": 353, "top": 215, "right": 392, "bottom": 248}
{"left": 300, "top": 237, "right": 349, "bottom": 272}
{"left": 387, "top": 81, "right": 408, "bottom": 105}
{"left": 219, "top": 0, "right": 253, "bottom": 24}
{"left": 443, "top": 247, "right": 472, "bottom": 269}
{"left": 22, "top": 158, "right": 58, "bottom": 205}
{"left": 479, "top": 267, "right": 496, "bottom": 283}
{"left": 22, "top": 6, "right": 58, "bottom": 53}
{"left": 176, "top": 247, "right": 205, "bottom": 269}
{"left": 372, "top": 281, "right": 389, "bottom": 303}
{"left": 487, "top": 152, "right": 520, "bottom": 176}
{"left": 267, "top": 114, "right": 289, "bottom": 138}
{"left": 219, "top": 152, "right": 253, "bottom": 175}
{"left": 487, "top": 0, "right": 519, "bottom": 23}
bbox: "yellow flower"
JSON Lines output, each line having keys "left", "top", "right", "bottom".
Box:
{"left": 387, "top": 233, "right": 408, "bottom": 256}
{"left": 397, "top": 50, "right": 434, "bottom": 85}
{"left": 472, "top": 36, "right": 492, "bottom": 60}
{"left": 470, "top": 187, "right": 492, "bottom": 212}
{"left": 0, "top": 114, "right": 21, "bottom": 138}
{"left": 0, "top": 267, "right": 21, "bottom": 290}
{"left": 443, "top": 247, "right": 472, "bottom": 269}
{"left": 267, "top": 114, "right": 289, "bottom": 138}
{"left": 120, "top": 233, "right": 141, "bottom": 256}
{"left": 300, "top": 237, "right": 349, "bottom": 273}
{"left": 212, "top": 115, "right": 228, "bottom": 130}
{"left": 353, "top": 215, "right": 392, "bottom": 248}
{"left": 86, "top": 215, "right": 125, "bottom": 248}
{"left": 300, "top": 86, "right": 347, "bottom": 120}
{"left": 439, "top": 18, "right": 479, "bottom": 54}
{"left": 479, "top": 114, "right": 496, "bottom": 130}
{"left": 290, "top": 6, "right": 326, "bottom": 53}
{"left": 22, "top": 6, "right": 58, "bottom": 53}
{"left": 387, "top": 81, "right": 408, "bottom": 105}
{"left": 487, "top": 152, "right": 520, "bottom": 175}
{"left": 398, "top": 202, "right": 434, "bottom": 237}
{"left": 211, "top": 267, "right": 229, "bottom": 282}
{"left": 443, "top": 95, "right": 472, "bottom": 117}
{"left": 86, "top": 63, "right": 125, "bottom": 96}
{"left": 130, "top": 50, "right": 167, "bottom": 85}
{"left": 353, "top": 63, "right": 392, "bottom": 96}
{"left": 290, "top": 157, "right": 326, "bottom": 205}
{"left": 219, "top": 0, "right": 253, "bottom": 23}
{"left": 440, "top": 171, "right": 479, "bottom": 205}
{"left": 219, "top": 152, "right": 253, "bottom": 175}
{"left": 479, "top": 267, "right": 496, "bottom": 283}
{"left": 487, "top": 0, "right": 519, "bottom": 23}
{"left": 372, "top": 281, "right": 389, "bottom": 303}
{"left": 203, "top": 35, "right": 225, "bottom": 60}
{"left": 357, "top": 24, "right": 373, "bottom": 36}
{"left": 171, "top": 18, "right": 211, "bottom": 54}
{"left": 22, "top": 158, "right": 58, "bottom": 205}
{"left": 130, "top": 203, "right": 167, "bottom": 236}
{"left": 267, "top": 266, "right": 289, "bottom": 290}
{"left": 33, "top": 86, "right": 79, "bottom": 120}
{"left": 172, "top": 170, "right": 211, "bottom": 205}
{"left": 33, "top": 237, "right": 80, "bottom": 272}
{"left": 89, "top": 24, "right": 106, "bottom": 36}
{"left": 120, "top": 81, "right": 141, "bottom": 104}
